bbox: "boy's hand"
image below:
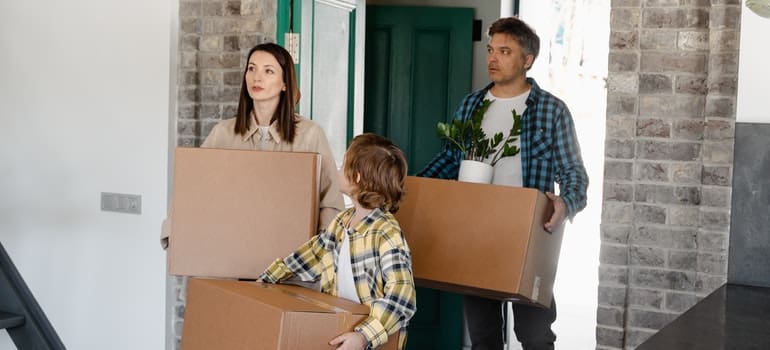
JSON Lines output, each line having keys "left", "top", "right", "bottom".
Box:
{"left": 329, "top": 331, "right": 368, "bottom": 350}
{"left": 544, "top": 192, "right": 566, "bottom": 233}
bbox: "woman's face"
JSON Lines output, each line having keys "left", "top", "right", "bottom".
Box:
{"left": 244, "top": 50, "right": 286, "bottom": 103}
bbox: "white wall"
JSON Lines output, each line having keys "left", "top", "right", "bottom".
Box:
{"left": 520, "top": 1, "right": 607, "bottom": 349}
{"left": 736, "top": 8, "right": 770, "bottom": 123}
{"left": 0, "top": 0, "right": 170, "bottom": 349}
{"left": 366, "top": 0, "right": 501, "bottom": 90}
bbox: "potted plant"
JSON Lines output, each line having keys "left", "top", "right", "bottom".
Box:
{"left": 436, "top": 99, "right": 522, "bottom": 183}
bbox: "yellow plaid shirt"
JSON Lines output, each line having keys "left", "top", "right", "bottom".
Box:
{"left": 259, "top": 208, "right": 417, "bottom": 350}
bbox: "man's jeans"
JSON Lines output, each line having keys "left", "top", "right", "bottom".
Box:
{"left": 463, "top": 295, "right": 557, "bottom": 350}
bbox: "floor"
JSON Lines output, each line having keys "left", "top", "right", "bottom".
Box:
{"left": 637, "top": 284, "right": 770, "bottom": 350}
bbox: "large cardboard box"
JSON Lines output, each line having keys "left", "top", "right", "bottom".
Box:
{"left": 168, "top": 147, "right": 320, "bottom": 279}
{"left": 181, "top": 279, "right": 399, "bottom": 350}
{"left": 394, "top": 176, "right": 562, "bottom": 307}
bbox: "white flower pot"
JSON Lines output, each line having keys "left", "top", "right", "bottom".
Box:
{"left": 458, "top": 160, "right": 493, "bottom": 184}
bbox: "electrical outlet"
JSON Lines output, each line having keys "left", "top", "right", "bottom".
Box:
{"left": 285, "top": 32, "right": 300, "bottom": 64}
{"left": 101, "top": 192, "right": 142, "bottom": 215}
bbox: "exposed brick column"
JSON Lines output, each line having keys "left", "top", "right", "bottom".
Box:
{"left": 599, "top": 1, "right": 739, "bottom": 349}
{"left": 170, "top": 1, "right": 276, "bottom": 348}
{"left": 176, "top": 0, "right": 276, "bottom": 147}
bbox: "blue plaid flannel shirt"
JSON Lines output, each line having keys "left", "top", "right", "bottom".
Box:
{"left": 417, "top": 78, "right": 589, "bottom": 218}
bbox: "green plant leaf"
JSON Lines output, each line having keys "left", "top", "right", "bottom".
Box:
{"left": 437, "top": 122, "right": 449, "bottom": 138}
{"left": 434, "top": 99, "right": 509, "bottom": 161}
{"left": 511, "top": 109, "right": 522, "bottom": 137}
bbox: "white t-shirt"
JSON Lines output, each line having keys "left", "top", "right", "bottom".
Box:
{"left": 482, "top": 90, "right": 529, "bottom": 187}
{"left": 336, "top": 228, "right": 360, "bottom": 303}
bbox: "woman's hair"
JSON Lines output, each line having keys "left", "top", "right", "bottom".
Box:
{"left": 488, "top": 17, "right": 540, "bottom": 63}
{"left": 234, "top": 43, "right": 299, "bottom": 142}
{"left": 343, "top": 133, "right": 408, "bottom": 213}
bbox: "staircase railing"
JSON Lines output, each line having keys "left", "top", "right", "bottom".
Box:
{"left": 0, "top": 241, "right": 66, "bottom": 349}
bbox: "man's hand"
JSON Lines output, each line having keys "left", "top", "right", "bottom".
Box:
{"left": 544, "top": 192, "right": 566, "bottom": 233}
{"left": 329, "top": 331, "right": 368, "bottom": 350}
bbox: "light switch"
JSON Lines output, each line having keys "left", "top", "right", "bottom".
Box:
{"left": 101, "top": 192, "right": 141, "bottom": 215}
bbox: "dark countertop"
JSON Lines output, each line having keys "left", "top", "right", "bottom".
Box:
{"left": 637, "top": 284, "right": 770, "bottom": 350}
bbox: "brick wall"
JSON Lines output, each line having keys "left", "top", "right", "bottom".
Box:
{"left": 176, "top": 0, "right": 276, "bottom": 147}
{"left": 599, "top": 1, "right": 740, "bottom": 348}
{"left": 170, "top": 1, "right": 276, "bottom": 348}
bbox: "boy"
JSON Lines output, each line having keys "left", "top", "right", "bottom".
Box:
{"left": 259, "top": 133, "right": 416, "bottom": 350}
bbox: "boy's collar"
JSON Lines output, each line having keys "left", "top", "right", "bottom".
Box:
{"left": 342, "top": 207, "right": 385, "bottom": 233}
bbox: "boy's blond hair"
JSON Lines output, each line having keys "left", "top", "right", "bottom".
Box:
{"left": 343, "top": 133, "right": 408, "bottom": 213}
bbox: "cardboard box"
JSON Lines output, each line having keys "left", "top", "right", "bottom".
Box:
{"left": 181, "top": 279, "right": 399, "bottom": 350}
{"left": 394, "top": 176, "right": 561, "bottom": 307}
{"left": 168, "top": 147, "right": 320, "bottom": 279}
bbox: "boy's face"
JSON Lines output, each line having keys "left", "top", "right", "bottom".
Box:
{"left": 338, "top": 163, "right": 356, "bottom": 197}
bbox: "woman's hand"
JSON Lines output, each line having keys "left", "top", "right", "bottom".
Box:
{"left": 329, "top": 331, "right": 368, "bottom": 350}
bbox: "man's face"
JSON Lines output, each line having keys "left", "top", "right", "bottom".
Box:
{"left": 486, "top": 33, "right": 533, "bottom": 85}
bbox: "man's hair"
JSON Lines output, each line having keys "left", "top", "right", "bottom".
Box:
{"left": 343, "top": 133, "right": 408, "bottom": 213}
{"left": 488, "top": 17, "right": 540, "bottom": 61}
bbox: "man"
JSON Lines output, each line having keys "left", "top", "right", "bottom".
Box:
{"left": 417, "top": 17, "right": 588, "bottom": 350}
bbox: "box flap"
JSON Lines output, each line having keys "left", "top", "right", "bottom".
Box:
{"left": 519, "top": 192, "right": 561, "bottom": 306}
{"left": 275, "top": 283, "right": 370, "bottom": 316}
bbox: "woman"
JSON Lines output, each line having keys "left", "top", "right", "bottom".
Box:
{"left": 201, "top": 43, "right": 344, "bottom": 230}
{"left": 161, "top": 43, "right": 344, "bottom": 249}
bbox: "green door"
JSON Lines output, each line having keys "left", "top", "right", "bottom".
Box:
{"left": 364, "top": 5, "right": 473, "bottom": 349}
